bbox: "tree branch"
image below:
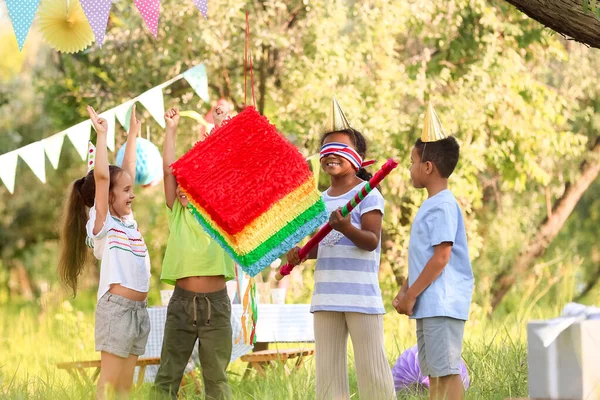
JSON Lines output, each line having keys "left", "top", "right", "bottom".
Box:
{"left": 575, "top": 263, "right": 600, "bottom": 301}
{"left": 490, "top": 136, "right": 600, "bottom": 310}
{"left": 503, "top": 0, "right": 600, "bottom": 49}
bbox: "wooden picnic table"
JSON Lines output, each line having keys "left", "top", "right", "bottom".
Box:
{"left": 241, "top": 348, "right": 315, "bottom": 377}
{"left": 56, "top": 357, "right": 161, "bottom": 387}
{"left": 237, "top": 304, "right": 316, "bottom": 376}
{"left": 57, "top": 303, "right": 315, "bottom": 384}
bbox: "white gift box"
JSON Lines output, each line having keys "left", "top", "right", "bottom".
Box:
{"left": 527, "top": 304, "right": 600, "bottom": 400}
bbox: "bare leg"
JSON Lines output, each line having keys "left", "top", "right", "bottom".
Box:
{"left": 116, "top": 354, "right": 139, "bottom": 397}
{"left": 429, "top": 375, "right": 464, "bottom": 400}
{"left": 97, "top": 352, "right": 127, "bottom": 400}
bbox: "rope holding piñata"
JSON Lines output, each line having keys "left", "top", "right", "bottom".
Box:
{"left": 276, "top": 157, "right": 400, "bottom": 281}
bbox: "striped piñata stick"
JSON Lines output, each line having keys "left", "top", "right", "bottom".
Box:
{"left": 275, "top": 157, "right": 400, "bottom": 280}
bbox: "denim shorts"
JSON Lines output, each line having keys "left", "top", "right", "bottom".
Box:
{"left": 416, "top": 316, "right": 465, "bottom": 378}
{"left": 95, "top": 292, "right": 150, "bottom": 358}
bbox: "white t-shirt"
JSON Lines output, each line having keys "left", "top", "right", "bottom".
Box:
{"left": 86, "top": 205, "right": 151, "bottom": 300}
{"left": 311, "top": 182, "right": 386, "bottom": 314}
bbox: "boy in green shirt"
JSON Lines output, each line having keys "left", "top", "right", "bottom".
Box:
{"left": 152, "top": 108, "right": 235, "bottom": 400}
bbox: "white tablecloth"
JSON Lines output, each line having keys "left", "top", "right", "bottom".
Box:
{"left": 248, "top": 304, "right": 314, "bottom": 343}
{"left": 137, "top": 303, "right": 314, "bottom": 382}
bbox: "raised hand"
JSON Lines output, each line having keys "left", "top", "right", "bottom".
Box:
{"left": 129, "top": 104, "right": 142, "bottom": 135}
{"left": 213, "top": 105, "right": 228, "bottom": 127}
{"left": 87, "top": 106, "right": 107, "bottom": 135}
{"left": 165, "top": 108, "right": 180, "bottom": 130}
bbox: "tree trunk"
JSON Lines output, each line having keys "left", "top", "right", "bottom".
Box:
{"left": 575, "top": 263, "right": 600, "bottom": 301}
{"left": 503, "top": 0, "right": 600, "bottom": 49}
{"left": 491, "top": 137, "right": 600, "bottom": 310}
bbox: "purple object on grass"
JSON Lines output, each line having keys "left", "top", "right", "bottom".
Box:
{"left": 392, "top": 345, "right": 470, "bottom": 392}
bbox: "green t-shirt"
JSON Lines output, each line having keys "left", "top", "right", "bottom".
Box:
{"left": 161, "top": 200, "right": 235, "bottom": 285}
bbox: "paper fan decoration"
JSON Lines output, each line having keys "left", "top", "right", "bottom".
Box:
{"left": 392, "top": 345, "right": 470, "bottom": 392}
{"left": 37, "top": 0, "right": 94, "bottom": 54}
{"left": 171, "top": 106, "right": 328, "bottom": 277}
{"left": 115, "top": 138, "right": 163, "bottom": 187}
{"left": 392, "top": 345, "right": 429, "bottom": 391}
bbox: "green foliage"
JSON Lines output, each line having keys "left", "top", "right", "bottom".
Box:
{"left": 1, "top": 0, "right": 600, "bottom": 356}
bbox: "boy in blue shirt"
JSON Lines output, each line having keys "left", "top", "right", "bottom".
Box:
{"left": 393, "top": 105, "right": 474, "bottom": 400}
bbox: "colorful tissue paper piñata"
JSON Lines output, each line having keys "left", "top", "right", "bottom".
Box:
{"left": 171, "top": 106, "right": 328, "bottom": 277}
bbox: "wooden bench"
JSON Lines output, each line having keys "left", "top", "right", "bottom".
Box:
{"left": 241, "top": 348, "right": 315, "bottom": 377}
{"left": 56, "top": 357, "right": 161, "bottom": 387}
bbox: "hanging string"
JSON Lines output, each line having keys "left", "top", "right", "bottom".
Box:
{"left": 244, "top": 10, "right": 256, "bottom": 108}
{"left": 234, "top": 265, "right": 244, "bottom": 344}
{"left": 241, "top": 277, "right": 250, "bottom": 344}
{"left": 249, "top": 277, "right": 258, "bottom": 344}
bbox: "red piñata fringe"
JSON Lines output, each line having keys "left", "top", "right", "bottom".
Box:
{"left": 171, "top": 107, "right": 312, "bottom": 235}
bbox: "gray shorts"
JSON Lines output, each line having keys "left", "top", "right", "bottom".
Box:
{"left": 95, "top": 292, "right": 150, "bottom": 358}
{"left": 416, "top": 317, "right": 465, "bottom": 378}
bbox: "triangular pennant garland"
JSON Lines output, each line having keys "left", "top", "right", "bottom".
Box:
{"left": 0, "top": 151, "right": 19, "bottom": 194}
{"left": 99, "top": 110, "right": 116, "bottom": 151}
{"left": 18, "top": 142, "right": 46, "bottom": 183}
{"left": 115, "top": 100, "right": 135, "bottom": 131}
{"left": 79, "top": 0, "right": 113, "bottom": 48}
{"left": 65, "top": 120, "right": 92, "bottom": 160}
{"left": 0, "top": 64, "right": 210, "bottom": 194}
{"left": 183, "top": 64, "right": 209, "bottom": 103}
{"left": 134, "top": 0, "right": 161, "bottom": 38}
{"left": 6, "top": 0, "right": 41, "bottom": 51}
{"left": 193, "top": 0, "right": 208, "bottom": 19}
{"left": 138, "top": 87, "right": 166, "bottom": 128}
{"left": 308, "top": 154, "right": 320, "bottom": 188}
{"left": 41, "top": 133, "right": 66, "bottom": 170}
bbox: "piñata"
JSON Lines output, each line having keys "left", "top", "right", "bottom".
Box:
{"left": 171, "top": 106, "right": 328, "bottom": 277}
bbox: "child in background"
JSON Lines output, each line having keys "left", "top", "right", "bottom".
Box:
{"left": 393, "top": 109, "right": 474, "bottom": 400}
{"left": 287, "top": 102, "right": 395, "bottom": 400}
{"left": 151, "top": 108, "right": 235, "bottom": 400}
{"left": 58, "top": 105, "right": 151, "bottom": 399}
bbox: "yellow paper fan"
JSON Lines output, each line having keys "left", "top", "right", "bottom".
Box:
{"left": 37, "top": 0, "right": 94, "bottom": 54}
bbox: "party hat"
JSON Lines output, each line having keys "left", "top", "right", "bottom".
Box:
{"left": 421, "top": 103, "right": 448, "bottom": 142}
{"left": 87, "top": 141, "right": 96, "bottom": 172}
{"left": 327, "top": 97, "right": 351, "bottom": 131}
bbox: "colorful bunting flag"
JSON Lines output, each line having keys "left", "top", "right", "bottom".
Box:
{"left": 134, "top": 0, "right": 161, "bottom": 38}
{"left": 193, "top": 0, "right": 208, "bottom": 19}
{"left": 65, "top": 120, "right": 92, "bottom": 161}
{"left": 138, "top": 87, "right": 166, "bottom": 128}
{"left": 41, "top": 133, "right": 66, "bottom": 170}
{"left": 0, "top": 64, "right": 207, "bottom": 194}
{"left": 115, "top": 100, "right": 135, "bottom": 131}
{"left": 18, "top": 142, "right": 46, "bottom": 183}
{"left": 183, "top": 64, "right": 209, "bottom": 103}
{"left": 79, "top": 0, "right": 112, "bottom": 48}
{"left": 99, "top": 110, "right": 116, "bottom": 152}
{"left": 0, "top": 151, "right": 19, "bottom": 194}
{"left": 6, "top": 0, "right": 41, "bottom": 51}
